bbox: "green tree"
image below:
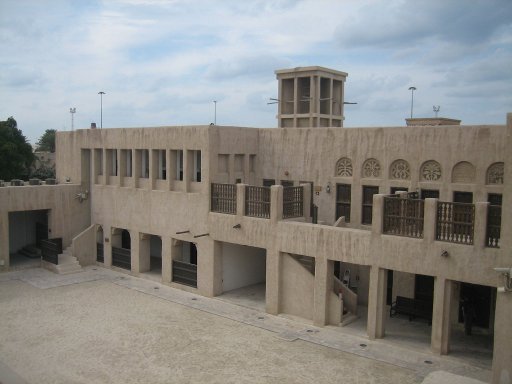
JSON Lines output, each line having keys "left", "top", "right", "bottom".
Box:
{"left": 0, "top": 117, "right": 35, "bottom": 181}
{"left": 35, "top": 129, "right": 56, "bottom": 152}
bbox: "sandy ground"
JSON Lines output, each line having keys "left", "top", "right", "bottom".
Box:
{"left": 0, "top": 278, "right": 421, "bottom": 384}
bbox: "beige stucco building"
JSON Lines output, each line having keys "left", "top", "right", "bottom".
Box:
{"left": 0, "top": 66, "right": 510, "bottom": 383}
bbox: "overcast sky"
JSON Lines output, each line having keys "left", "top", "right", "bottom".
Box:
{"left": 1, "top": 0, "right": 511, "bottom": 144}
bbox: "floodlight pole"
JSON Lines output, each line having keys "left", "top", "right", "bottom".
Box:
{"left": 213, "top": 100, "right": 217, "bottom": 125}
{"left": 69, "top": 107, "right": 76, "bottom": 131}
{"left": 408, "top": 87, "right": 416, "bottom": 119}
{"left": 98, "top": 91, "right": 106, "bottom": 129}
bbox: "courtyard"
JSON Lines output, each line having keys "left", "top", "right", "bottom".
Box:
{"left": 0, "top": 267, "right": 491, "bottom": 384}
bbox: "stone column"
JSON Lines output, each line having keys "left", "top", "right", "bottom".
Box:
{"left": 130, "top": 230, "right": 140, "bottom": 274}
{"left": 162, "top": 236, "right": 173, "bottom": 283}
{"left": 313, "top": 258, "right": 333, "bottom": 326}
{"left": 431, "top": 277, "right": 453, "bottom": 354}
{"left": 236, "top": 184, "right": 246, "bottom": 217}
{"left": 491, "top": 288, "right": 512, "bottom": 384}
{"left": 265, "top": 248, "right": 281, "bottom": 315}
{"left": 228, "top": 154, "right": 235, "bottom": 184}
{"left": 474, "top": 202, "right": 489, "bottom": 249}
{"left": 183, "top": 149, "right": 191, "bottom": 192}
{"left": 367, "top": 266, "right": 387, "bottom": 339}
{"left": 301, "top": 183, "right": 312, "bottom": 221}
{"left": 166, "top": 149, "right": 172, "bottom": 191}
{"left": 102, "top": 148, "right": 107, "bottom": 185}
{"left": 371, "top": 194, "right": 385, "bottom": 235}
{"left": 105, "top": 225, "right": 116, "bottom": 267}
{"left": 197, "top": 239, "right": 222, "bottom": 297}
{"left": 149, "top": 150, "right": 158, "bottom": 191}
{"left": 133, "top": 150, "right": 141, "bottom": 189}
{"left": 424, "top": 198, "right": 438, "bottom": 243}
{"left": 270, "top": 185, "right": 283, "bottom": 223}
{"left": 118, "top": 149, "right": 125, "bottom": 187}
{"left": 135, "top": 233, "right": 150, "bottom": 274}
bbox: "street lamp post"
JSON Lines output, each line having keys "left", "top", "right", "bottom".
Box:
{"left": 408, "top": 87, "right": 416, "bottom": 119}
{"left": 69, "top": 107, "right": 76, "bottom": 131}
{"left": 98, "top": 91, "right": 106, "bottom": 129}
{"left": 213, "top": 100, "right": 217, "bottom": 125}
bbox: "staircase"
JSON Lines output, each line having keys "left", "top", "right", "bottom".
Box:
{"left": 333, "top": 276, "right": 359, "bottom": 326}
{"left": 289, "top": 254, "right": 344, "bottom": 325}
{"left": 42, "top": 245, "right": 83, "bottom": 274}
{"left": 19, "top": 244, "right": 41, "bottom": 258}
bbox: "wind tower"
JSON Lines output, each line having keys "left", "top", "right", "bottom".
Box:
{"left": 274, "top": 66, "right": 348, "bottom": 128}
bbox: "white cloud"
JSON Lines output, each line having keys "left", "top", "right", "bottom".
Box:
{"left": 0, "top": 0, "right": 511, "bottom": 142}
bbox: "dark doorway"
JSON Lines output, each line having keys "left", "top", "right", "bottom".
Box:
{"left": 386, "top": 270, "right": 394, "bottom": 305}
{"left": 458, "top": 283, "right": 493, "bottom": 328}
{"left": 415, "top": 274, "right": 434, "bottom": 303}
{"left": 453, "top": 192, "right": 473, "bottom": 203}
{"left": 121, "top": 230, "right": 131, "bottom": 249}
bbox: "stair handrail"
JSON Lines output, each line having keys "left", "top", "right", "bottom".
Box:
{"left": 333, "top": 276, "right": 358, "bottom": 315}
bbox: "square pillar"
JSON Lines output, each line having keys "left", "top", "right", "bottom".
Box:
{"left": 301, "top": 183, "right": 312, "bottom": 220}
{"left": 150, "top": 150, "right": 158, "bottom": 191}
{"left": 118, "top": 149, "right": 125, "bottom": 187}
{"left": 270, "top": 185, "right": 283, "bottom": 223}
{"left": 197, "top": 239, "right": 222, "bottom": 297}
{"left": 236, "top": 184, "right": 246, "bottom": 217}
{"left": 102, "top": 149, "right": 107, "bottom": 185}
{"left": 161, "top": 237, "right": 178, "bottom": 283}
{"left": 367, "top": 266, "right": 387, "bottom": 339}
{"left": 133, "top": 150, "right": 141, "bottom": 188}
{"left": 371, "top": 194, "right": 385, "bottom": 235}
{"left": 183, "top": 149, "right": 192, "bottom": 192}
{"left": 131, "top": 232, "right": 150, "bottom": 274}
{"left": 431, "top": 277, "right": 453, "bottom": 354}
{"left": 313, "top": 258, "right": 334, "bottom": 326}
{"left": 424, "top": 198, "right": 438, "bottom": 243}
{"left": 265, "top": 248, "right": 281, "bottom": 315}
{"left": 474, "top": 202, "right": 489, "bottom": 249}
{"left": 491, "top": 289, "right": 512, "bottom": 384}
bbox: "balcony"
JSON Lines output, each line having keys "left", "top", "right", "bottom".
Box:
{"left": 380, "top": 194, "right": 500, "bottom": 248}
{"left": 210, "top": 183, "right": 309, "bottom": 221}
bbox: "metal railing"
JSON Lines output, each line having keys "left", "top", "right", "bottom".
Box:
{"left": 112, "top": 247, "right": 131, "bottom": 270}
{"left": 210, "top": 183, "right": 237, "bottom": 214}
{"left": 383, "top": 197, "right": 424, "bottom": 238}
{"left": 41, "top": 238, "right": 62, "bottom": 265}
{"left": 486, "top": 205, "right": 501, "bottom": 248}
{"left": 283, "top": 186, "right": 303, "bottom": 219}
{"left": 436, "top": 201, "right": 475, "bottom": 245}
{"left": 245, "top": 186, "right": 270, "bottom": 218}
{"left": 96, "top": 243, "right": 104, "bottom": 263}
{"left": 172, "top": 260, "right": 197, "bottom": 288}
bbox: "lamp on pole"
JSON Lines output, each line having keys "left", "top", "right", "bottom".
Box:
{"left": 98, "top": 91, "right": 106, "bottom": 129}
{"left": 408, "top": 87, "right": 416, "bottom": 119}
{"left": 69, "top": 107, "right": 76, "bottom": 131}
{"left": 213, "top": 100, "right": 217, "bottom": 125}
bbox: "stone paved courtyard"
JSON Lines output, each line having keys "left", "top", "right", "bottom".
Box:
{"left": 0, "top": 267, "right": 490, "bottom": 384}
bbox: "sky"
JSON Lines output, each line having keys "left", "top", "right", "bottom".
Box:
{"left": 0, "top": 0, "right": 511, "bottom": 144}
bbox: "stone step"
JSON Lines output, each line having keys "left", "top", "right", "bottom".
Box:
{"left": 341, "top": 312, "right": 359, "bottom": 327}
{"left": 55, "top": 263, "right": 83, "bottom": 274}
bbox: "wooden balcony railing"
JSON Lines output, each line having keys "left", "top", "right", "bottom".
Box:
{"left": 436, "top": 201, "right": 474, "bottom": 245}
{"left": 486, "top": 205, "right": 501, "bottom": 248}
{"left": 211, "top": 183, "right": 237, "bottom": 214}
{"left": 383, "top": 197, "right": 424, "bottom": 238}
{"left": 283, "top": 186, "right": 303, "bottom": 219}
{"left": 245, "top": 186, "right": 270, "bottom": 218}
